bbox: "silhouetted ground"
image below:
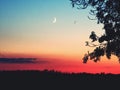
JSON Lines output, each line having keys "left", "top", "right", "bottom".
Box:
{"left": 0, "top": 70, "right": 120, "bottom": 89}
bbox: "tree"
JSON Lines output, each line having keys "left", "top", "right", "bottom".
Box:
{"left": 70, "top": 0, "right": 120, "bottom": 63}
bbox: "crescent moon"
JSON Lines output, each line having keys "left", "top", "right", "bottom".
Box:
{"left": 53, "top": 17, "right": 56, "bottom": 23}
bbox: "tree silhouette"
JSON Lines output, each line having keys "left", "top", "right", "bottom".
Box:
{"left": 70, "top": 0, "right": 120, "bottom": 63}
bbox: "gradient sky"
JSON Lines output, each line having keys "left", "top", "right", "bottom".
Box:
{"left": 0, "top": 0, "right": 120, "bottom": 74}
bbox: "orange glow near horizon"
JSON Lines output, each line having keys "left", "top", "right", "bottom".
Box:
{"left": 0, "top": 53, "right": 120, "bottom": 74}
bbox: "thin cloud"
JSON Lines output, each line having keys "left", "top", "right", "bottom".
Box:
{"left": 0, "top": 58, "right": 48, "bottom": 64}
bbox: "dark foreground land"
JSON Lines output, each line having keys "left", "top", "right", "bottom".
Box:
{"left": 0, "top": 70, "right": 120, "bottom": 89}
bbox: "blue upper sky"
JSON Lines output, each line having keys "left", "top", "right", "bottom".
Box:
{"left": 0, "top": 0, "right": 103, "bottom": 57}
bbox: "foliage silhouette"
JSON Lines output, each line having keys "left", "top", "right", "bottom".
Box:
{"left": 70, "top": 0, "right": 120, "bottom": 63}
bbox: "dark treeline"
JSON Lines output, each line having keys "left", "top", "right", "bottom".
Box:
{"left": 0, "top": 70, "right": 120, "bottom": 89}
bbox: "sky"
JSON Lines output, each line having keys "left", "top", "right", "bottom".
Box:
{"left": 0, "top": 0, "right": 120, "bottom": 74}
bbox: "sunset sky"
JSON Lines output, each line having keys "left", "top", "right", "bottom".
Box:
{"left": 0, "top": 0, "right": 120, "bottom": 74}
